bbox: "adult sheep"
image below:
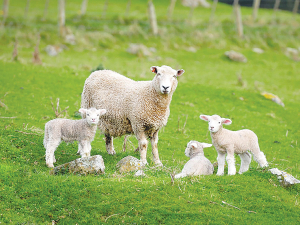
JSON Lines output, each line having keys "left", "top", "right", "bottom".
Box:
{"left": 81, "top": 65, "right": 184, "bottom": 166}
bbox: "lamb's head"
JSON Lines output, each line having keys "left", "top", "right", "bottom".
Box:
{"left": 79, "top": 108, "right": 107, "bottom": 125}
{"left": 185, "top": 141, "right": 212, "bottom": 157}
{"left": 200, "top": 114, "right": 232, "bottom": 133}
{"left": 150, "top": 65, "right": 184, "bottom": 95}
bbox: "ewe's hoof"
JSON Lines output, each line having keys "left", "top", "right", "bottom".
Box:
{"left": 108, "top": 150, "right": 116, "bottom": 155}
{"left": 154, "top": 161, "right": 163, "bottom": 167}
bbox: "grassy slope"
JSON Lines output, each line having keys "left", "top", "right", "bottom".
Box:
{"left": 0, "top": 0, "right": 300, "bottom": 224}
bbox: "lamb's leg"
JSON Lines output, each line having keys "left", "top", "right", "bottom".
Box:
{"left": 137, "top": 133, "right": 148, "bottom": 166}
{"left": 45, "top": 139, "right": 60, "bottom": 168}
{"left": 105, "top": 134, "right": 116, "bottom": 155}
{"left": 251, "top": 143, "right": 269, "bottom": 168}
{"left": 226, "top": 150, "right": 236, "bottom": 175}
{"left": 79, "top": 141, "right": 91, "bottom": 158}
{"left": 238, "top": 152, "right": 251, "bottom": 174}
{"left": 151, "top": 131, "right": 163, "bottom": 166}
{"left": 216, "top": 151, "right": 226, "bottom": 176}
{"left": 175, "top": 172, "right": 187, "bottom": 179}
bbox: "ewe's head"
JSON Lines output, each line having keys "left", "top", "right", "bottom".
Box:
{"left": 185, "top": 141, "right": 212, "bottom": 157}
{"left": 200, "top": 114, "right": 232, "bottom": 133}
{"left": 150, "top": 65, "right": 184, "bottom": 95}
{"left": 79, "top": 108, "right": 107, "bottom": 125}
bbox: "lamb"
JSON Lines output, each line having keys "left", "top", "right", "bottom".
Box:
{"left": 81, "top": 65, "right": 184, "bottom": 166}
{"left": 200, "top": 114, "right": 268, "bottom": 175}
{"left": 43, "top": 108, "right": 106, "bottom": 168}
{"left": 175, "top": 141, "right": 214, "bottom": 179}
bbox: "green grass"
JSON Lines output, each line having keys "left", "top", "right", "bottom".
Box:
{"left": 0, "top": 0, "right": 300, "bottom": 224}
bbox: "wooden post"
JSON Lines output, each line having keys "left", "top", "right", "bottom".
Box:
{"left": 1, "top": 0, "right": 9, "bottom": 27}
{"left": 42, "top": 0, "right": 50, "bottom": 21}
{"left": 32, "top": 34, "right": 42, "bottom": 64}
{"left": 209, "top": 0, "right": 218, "bottom": 25}
{"left": 148, "top": 0, "right": 158, "bottom": 36}
{"left": 58, "top": 0, "right": 66, "bottom": 36}
{"left": 252, "top": 0, "right": 261, "bottom": 21}
{"left": 233, "top": 0, "right": 243, "bottom": 37}
{"left": 167, "top": 0, "right": 176, "bottom": 20}
{"left": 125, "top": 0, "right": 131, "bottom": 17}
{"left": 24, "top": 0, "right": 30, "bottom": 19}
{"left": 80, "top": 0, "right": 88, "bottom": 16}
{"left": 293, "top": 0, "right": 299, "bottom": 17}
{"left": 272, "top": 0, "right": 281, "bottom": 21}
{"left": 12, "top": 37, "right": 18, "bottom": 61}
{"left": 102, "top": 0, "right": 109, "bottom": 19}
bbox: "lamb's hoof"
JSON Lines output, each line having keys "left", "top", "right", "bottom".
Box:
{"left": 46, "top": 163, "right": 54, "bottom": 168}
{"left": 216, "top": 172, "right": 224, "bottom": 176}
{"left": 154, "top": 161, "right": 163, "bottom": 167}
{"left": 141, "top": 160, "right": 148, "bottom": 166}
{"left": 108, "top": 150, "right": 116, "bottom": 155}
{"left": 228, "top": 172, "right": 236, "bottom": 176}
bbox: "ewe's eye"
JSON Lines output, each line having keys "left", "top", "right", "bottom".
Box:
{"left": 97, "top": 114, "right": 99, "bottom": 117}
{"left": 157, "top": 73, "right": 161, "bottom": 76}
{"left": 87, "top": 114, "right": 90, "bottom": 116}
{"left": 218, "top": 122, "right": 221, "bottom": 124}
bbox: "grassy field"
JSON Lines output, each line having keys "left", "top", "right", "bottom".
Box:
{"left": 0, "top": 0, "right": 300, "bottom": 224}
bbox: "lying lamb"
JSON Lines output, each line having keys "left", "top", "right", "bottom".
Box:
{"left": 81, "top": 65, "right": 184, "bottom": 166}
{"left": 175, "top": 141, "right": 214, "bottom": 178}
{"left": 200, "top": 114, "right": 268, "bottom": 175}
{"left": 43, "top": 108, "right": 106, "bottom": 168}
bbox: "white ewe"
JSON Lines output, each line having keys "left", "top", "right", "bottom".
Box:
{"left": 44, "top": 108, "right": 106, "bottom": 168}
{"left": 81, "top": 65, "right": 184, "bottom": 166}
{"left": 200, "top": 114, "right": 268, "bottom": 175}
{"left": 175, "top": 141, "right": 214, "bottom": 178}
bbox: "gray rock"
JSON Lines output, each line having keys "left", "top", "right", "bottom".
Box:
{"left": 225, "top": 50, "right": 247, "bottom": 63}
{"left": 116, "top": 156, "right": 143, "bottom": 173}
{"left": 50, "top": 155, "right": 105, "bottom": 175}
{"left": 269, "top": 168, "right": 300, "bottom": 187}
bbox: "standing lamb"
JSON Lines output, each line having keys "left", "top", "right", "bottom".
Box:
{"left": 175, "top": 141, "right": 214, "bottom": 179}
{"left": 200, "top": 114, "right": 268, "bottom": 175}
{"left": 81, "top": 65, "right": 184, "bottom": 166}
{"left": 43, "top": 108, "right": 106, "bottom": 168}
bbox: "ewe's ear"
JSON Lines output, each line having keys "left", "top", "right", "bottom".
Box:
{"left": 177, "top": 69, "right": 184, "bottom": 77}
{"left": 98, "top": 109, "right": 107, "bottom": 116}
{"left": 200, "top": 115, "right": 210, "bottom": 122}
{"left": 79, "top": 108, "right": 87, "bottom": 115}
{"left": 202, "top": 143, "right": 213, "bottom": 148}
{"left": 191, "top": 143, "right": 197, "bottom": 149}
{"left": 222, "top": 118, "right": 232, "bottom": 125}
{"left": 150, "top": 66, "right": 158, "bottom": 74}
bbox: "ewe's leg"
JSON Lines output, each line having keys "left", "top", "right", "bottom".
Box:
{"left": 238, "top": 152, "right": 251, "bottom": 174}
{"left": 136, "top": 133, "right": 148, "bottom": 166}
{"left": 105, "top": 134, "right": 116, "bottom": 155}
{"left": 216, "top": 152, "right": 226, "bottom": 176}
{"left": 251, "top": 143, "right": 269, "bottom": 168}
{"left": 151, "top": 131, "right": 163, "bottom": 166}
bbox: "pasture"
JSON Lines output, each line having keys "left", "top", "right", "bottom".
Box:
{"left": 0, "top": 0, "right": 299, "bottom": 224}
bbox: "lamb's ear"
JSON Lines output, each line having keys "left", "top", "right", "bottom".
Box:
{"left": 98, "top": 109, "right": 107, "bottom": 116}
{"left": 222, "top": 118, "right": 232, "bottom": 125}
{"left": 200, "top": 115, "right": 210, "bottom": 122}
{"left": 202, "top": 143, "right": 213, "bottom": 148}
{"left": 79, "top": 108, "right": 87, "bottom": 115}
{"left": 191, "top": 143, "right": 197, "bottom": 149}
{"left": 177, "top": 69, "right": 184, "bottom": 77}
{"left": 150, "top": 66, "right": 158, "bottom": 74}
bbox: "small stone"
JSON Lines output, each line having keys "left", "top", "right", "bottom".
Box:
{"left": 116, "top": 156, "right": 143, "bottom": 173}
{"left": 50, "top": 155, "right": 105, "bottom": 176}
{"left": 252, "top": 48, "right": 264, "bottom": 54}
{"left": 225, "top": 50, "right": 247, "bottom": 63}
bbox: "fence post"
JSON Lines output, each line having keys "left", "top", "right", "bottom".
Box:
{"left": 293, "top": 0, "right": 299, "bottom": 17}
{"left": 209, "top": 0, "right": 218, "bottom": 25}
{"left": 168, "top": 0, "right": 176, "bottom": 20}
{"left": 80, "top": 0, "right": 88, "bottom": 16}
{"left": 233, "top": 0, "right": 243, "bottom": 37}
{"left": 58, "top": 0, "right": 66, "bottom": 36}
{"left": 148, "top": 0, "right": 158, "bottom": 36}
{"left": 42, "top": 0, "right": 50, "bottom": 21}
{"left": 272, "top": 0, "right": 281, "bottom": 21}
{"left": 24, "top": 0, "right": 30, "bottom": 19}
{"left": 125, "top": 0, "right": 131, "bottom": 17}
{"left": 1, "top": 0, "right": 9, "bottom": 27}
{"left": 252, "top": 0, "right": 261, "bottom": 21}
{"left": 102, "top": 0, "right": 109, "bottom": 19}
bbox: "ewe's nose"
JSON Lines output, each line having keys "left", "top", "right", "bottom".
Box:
{"left": 162, "top": 86, "right": 169, "bottom": 90}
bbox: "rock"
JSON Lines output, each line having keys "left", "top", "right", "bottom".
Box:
{"left": 181, "top": 0, "right": 211, "bottom": 8}
{"left": 126, "top": 43, "right": 152, "bottom": 57}
{"left": 65, "top": 34, "right": 76, "bottom": 45}
{"left": 225, "top": 50, "right": 247, "bottom": 63}
{"left": 50, "top": 155, "right": 105, "bottom": 176}
{"left": 269, "top": 168, "right": 300, "bottom": 187}
{"left": 45, "top": 45, "right": 63, "bottom": 56}
{"left": 116, "top": 156, "right": 143, "bottom": 173}
{"left": 134, "top": 170, "right": 146, "bottom": 177}
{"left": 252, "top": 48, "right": 264, "bottom": 54}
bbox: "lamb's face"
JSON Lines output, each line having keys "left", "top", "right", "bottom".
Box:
{"left": 185, "top": 141, "right": 212, "bottom": 157}
{"left": 79, "top": 108, "right": 107, "bottom": 125}
{"left": 151, "top": 65, "right": 184, "bottom": 95}
{"left": 200, "top": 114, "right": 232, "bottom": 133}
